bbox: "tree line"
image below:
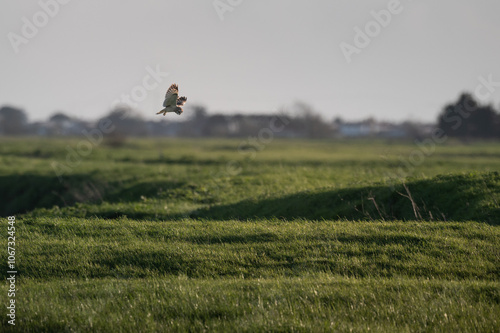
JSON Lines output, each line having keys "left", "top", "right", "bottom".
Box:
{"left": 438, "top": 93, "right": 500, "bottom": 139}
{"left": 1, "top": 93, "right": 499, "bottom": 140}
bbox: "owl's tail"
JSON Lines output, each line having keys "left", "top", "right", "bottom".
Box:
{"left": 156, "top": 108, "right": 167, "bottom": 115}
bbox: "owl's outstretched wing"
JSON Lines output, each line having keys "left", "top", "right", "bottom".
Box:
{"left": 177, "top": 96, "right": 187, "bottom": 106}
{"left": 163, "top": 84, "right": 179, "bottom": 107}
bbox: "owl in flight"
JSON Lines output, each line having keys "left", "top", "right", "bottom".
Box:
{"left": 156, "top": 83, "right": 187, "bottom": 116}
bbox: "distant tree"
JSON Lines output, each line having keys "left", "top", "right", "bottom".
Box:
{"left": 184, "top": 105, "right": 208, "bottom": 137}
{"left": 438, "top": 93, "right": 500, "bottom": 139}
{"left": 47, "top": 112, "right": 73, "bottom": 136}
{"left": 99, "top": 107, "right": 148, "bottom": 146}
{"left": 190, "top": 105, "right": 208, "bottom": 121}
{"left": 467, "top": 105, "right": 499, "bottom": 139}
{"left": 49, "top": 112, "right": 72, "bottom": 123}
{"left": 401, "top": 121, "right": 424, "bottom": 140}
{"left": 292, "top": 102, "right": 332, "bottom": 138}
{"left": 0, "top": 106, "right": 28, "bottom": 135}
{"left": 202, "top": 114, "right": 229, "bottom": 137}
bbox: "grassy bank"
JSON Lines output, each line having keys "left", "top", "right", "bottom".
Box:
{"left": 0, "top": 137, "right": 499, "bottom": 331}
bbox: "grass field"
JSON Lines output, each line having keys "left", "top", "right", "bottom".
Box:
{"left": 1, "top": 137, "right": 499, "bottom": 332}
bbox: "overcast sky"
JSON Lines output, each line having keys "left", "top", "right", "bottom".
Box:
{"left": 1, "top": 0, "right": 500, "bottom": 123}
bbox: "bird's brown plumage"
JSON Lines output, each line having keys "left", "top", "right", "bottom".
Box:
{"left": 156, "top": 83, "right": 187, "bottom": 116}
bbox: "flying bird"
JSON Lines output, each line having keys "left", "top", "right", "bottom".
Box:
{"left": 156, "top": 84, "right": 187, "bottom": 116}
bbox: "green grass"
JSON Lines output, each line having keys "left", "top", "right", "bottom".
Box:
{"left": 9, "top": 277, "right": 500, "bottom": 332}
{"left": 0, "top": 137, "right": 499, "bottom": 331}
{"left": 7, "top": 218, "right": 500, "bottom": 280}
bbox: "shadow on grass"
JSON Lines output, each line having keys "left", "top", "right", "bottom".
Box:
{"left": 0, "top": 174, "right": 94, "bottom": 217}
{"left": 4, "top": 172, "right": 499, "bottom": 224}
{"left": 191, "top": 172, "right": 500, "bottom": 224}
{"left": 0, "top": 173, "right": 184, "bottom": 217}
{"left": 36, "top": 172, "right": 498, "bottom": 224}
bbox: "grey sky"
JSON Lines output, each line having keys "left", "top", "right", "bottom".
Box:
{"left": 1, "top": 0, "right": 499, "bottom": 122}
